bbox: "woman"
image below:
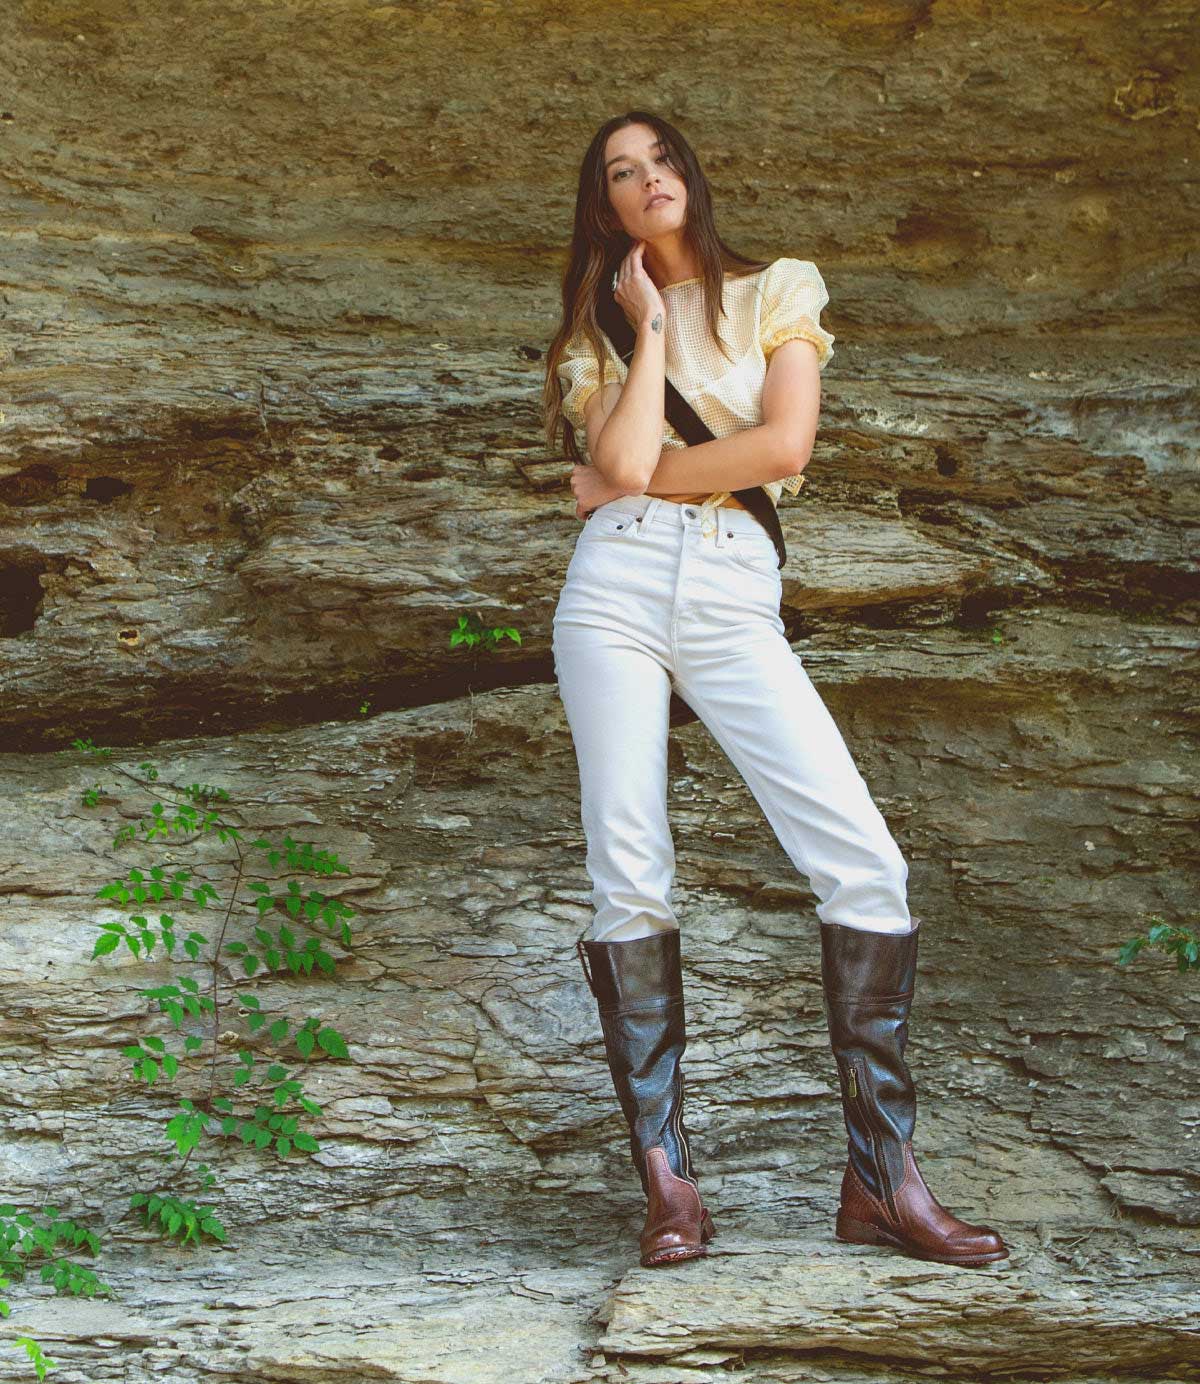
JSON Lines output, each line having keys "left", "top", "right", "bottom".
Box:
{"left": 543, "top": 110, "right": 1009, "bottom": 1271}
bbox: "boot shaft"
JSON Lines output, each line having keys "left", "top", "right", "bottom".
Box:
{"left": 576, "top": 928, "right": 698, "bottom": 1194}
{"left": 820, "top": 922, "right": 920, "bottom": 1216}
{"left": 578, "top": 928, "right": 683, "bottom": 1012}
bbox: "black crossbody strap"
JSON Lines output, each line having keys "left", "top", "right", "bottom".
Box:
{"left": 594, "top": 285, "right": 787, "bottom": 570}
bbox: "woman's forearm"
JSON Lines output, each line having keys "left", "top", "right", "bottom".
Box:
{"left": 592, "top": 320, "right": 666, "bottom": 492}
{"left": 644, "top": 424, "right": 808, "bottom": 494}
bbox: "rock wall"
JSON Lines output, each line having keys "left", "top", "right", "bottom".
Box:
{"left": 1, "top": 1, "right": 1197, "bottom": 1380}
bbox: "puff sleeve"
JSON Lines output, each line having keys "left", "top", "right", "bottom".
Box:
{"left": 556, "top": 329, "right": 627, "bottom": 434}
{"left": 758, "top": 258, "right": 835, "bottom": 371}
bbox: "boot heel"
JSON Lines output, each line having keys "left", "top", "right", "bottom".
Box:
{"left": 836, "top": 1209, "right": 885, "bottom": 1244}
{"left": 700, "top": 1207, "right": 716, "bottom": 1243}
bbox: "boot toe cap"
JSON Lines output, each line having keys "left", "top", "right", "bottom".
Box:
{"left": 949, "top": 1224, "right": 1009, "bottom": 1260}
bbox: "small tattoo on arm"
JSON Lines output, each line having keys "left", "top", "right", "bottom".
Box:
{"left": 651, "top": 313, "right": 663, "bottom": 333}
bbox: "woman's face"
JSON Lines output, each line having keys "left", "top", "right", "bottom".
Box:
{"left": 602, "top": 123, "right": 688, "bottom": 241}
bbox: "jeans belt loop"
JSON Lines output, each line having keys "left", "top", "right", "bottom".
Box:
{"left": 634, "top": 496, "right": 662, "bottom": 538}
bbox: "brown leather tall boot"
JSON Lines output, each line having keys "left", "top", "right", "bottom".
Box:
{"left": 577, "top": 929, "right": 716, "bottom": 1268}
{"left": 820, "top": 921, "right": 1009, "bottom": 1268}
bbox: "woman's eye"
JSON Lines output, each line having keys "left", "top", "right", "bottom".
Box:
{"left": 614, "top": 155, "right": 671, "bottom": 181}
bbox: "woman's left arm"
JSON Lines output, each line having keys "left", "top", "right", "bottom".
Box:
{"left": 642, "top": 337, "right": 823, "bottom": 492}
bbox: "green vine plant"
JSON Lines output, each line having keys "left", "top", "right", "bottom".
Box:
{"left": 1, "top": 1204, "right": 107, "bottom": 1381}
{"left": 448, "top": 611, "right": 521, "bottom": 658}
{"left": 1117, "top": 916, "right": 1199, "bottom": 974}
{"left": 3, "top": 737, "right": 361, "bottom": 1381}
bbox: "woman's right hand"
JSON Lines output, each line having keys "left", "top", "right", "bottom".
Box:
{"left": 613, "top": 240, "right": 667, "bottom": 332}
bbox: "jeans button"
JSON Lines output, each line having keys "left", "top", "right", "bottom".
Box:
{"left": 685, "top": 508, "right": 696, "bottom": 517}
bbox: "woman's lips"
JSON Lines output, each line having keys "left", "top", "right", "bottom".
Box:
{"left": 646, "top": 195, "right": 673, "bottom": 208}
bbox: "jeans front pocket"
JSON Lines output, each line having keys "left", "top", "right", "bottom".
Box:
{"left": 578, "top": 508, "right": 640, "bottom": 543}
{"left": 727, "top": 529, "right": 780, "bottom": 576}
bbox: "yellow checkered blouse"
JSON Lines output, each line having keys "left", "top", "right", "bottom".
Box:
{"left": 556, "top": 257, "right": 835, "bottom": 528}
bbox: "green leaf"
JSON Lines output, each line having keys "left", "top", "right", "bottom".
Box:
{"left": 316, "top": 1028, "right": 349, "bottom": 1060}
{"left": 1116, "top": 939, "right": 1139, "bottom": 965}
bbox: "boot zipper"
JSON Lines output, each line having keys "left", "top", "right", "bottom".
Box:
{"left": 843, "top": 1056, "right": 896, "bottom": 1219}
{"left": 671, "top": 1070, "right": 699, "bottom": 1188}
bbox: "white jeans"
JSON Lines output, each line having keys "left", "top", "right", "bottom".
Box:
{"left": 551, "top": 494, "right": 913, "bottom": 943}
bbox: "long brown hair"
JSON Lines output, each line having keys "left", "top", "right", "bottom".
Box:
{"left": 543, "top": 110, "right": 772, "bottom": 464}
